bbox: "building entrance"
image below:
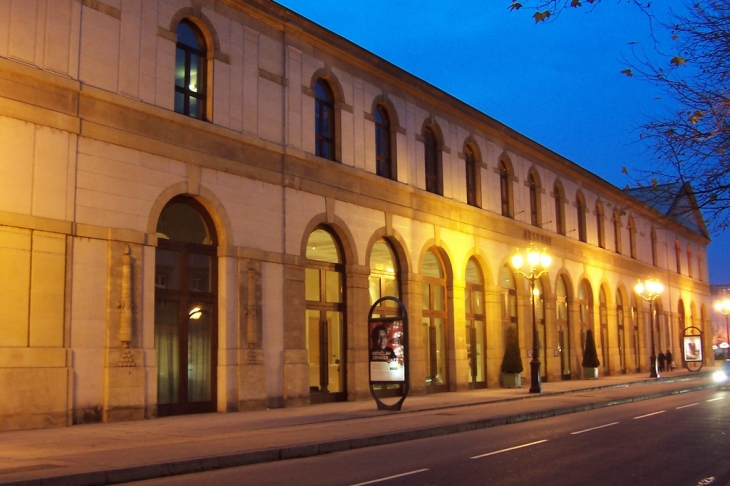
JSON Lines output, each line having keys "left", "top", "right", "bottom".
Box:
{"left": 154, "top": 197, "right": 218, "bottom": 416}
{"left": 305, "top": 228, "right": 347, "bottom": 403}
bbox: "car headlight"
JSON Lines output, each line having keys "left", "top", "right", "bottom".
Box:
{"left": 713, "top": 370, "right": 728, "bottom": 383}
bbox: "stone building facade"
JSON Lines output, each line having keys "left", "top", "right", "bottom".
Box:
{"left": 0, "top": 0, "right": 712, "bottom": 431}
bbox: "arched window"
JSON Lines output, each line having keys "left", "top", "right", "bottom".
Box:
{"left": 369, "top": 239, "right": 399, "bottom": 315}
{"left": 599, "top": 286, "right": 609, "bottom": 375}
{"left": 499, "top": 160, "right": 513, "bottom": 218}
{"left": 676, "top": 299, "right": 686, "bottom": 354}
{"left": 422, "top": 249, "right": 449, "bottom": 391}
{"left": 578, "top": 280, "right": 592, "bottom": 353}
{"left": 556, "top": 275, "right": 571, "bottom": 378}
{"left": 698, "top": 252, "right": 704, "bottom": 281}
{"left": 596, "top": 202, "right": 605, "bottom": 248}
{"left": 628, "top": 216, "right": 637, "bottom": 259}
{"left": 465, "top": 144, "right": 480, "bottom": 207}
{"left": 155, "top": 196, "right": 218, "bottom": 416}
{"left": 687, "top": 246, "right": 693, "bottom": 277}
{"left": 630, "top": 294, "right": 640, "bottom": 372}
{"left": 305, "top": 227, "right": 346, "bottom": 402}
{"left": 465, "top": 258, "right": 486, "bottom": 388}
{"left": 315, "top": 79, "right": 336, "bottom": 161}
{"left": 424, "top": 127, "right": 442, "bottom": 195}
{"left": 616, "top": 290, "right": 627, "bottom": 373}
{"left": 528, "top": 171, "right": 540, "bottom": 227}
{"left": 535, "top": 278, "right": 546, "bottom": 379}
{"left": 651, "top": 227, "right": 658, "bottom": 266}
{"left": 554, "top": 183, "right": 566, "bottom": 235}
{"left": 500, "top": 264, "right": 517, "bottom": 341}
{"left": 374, "top": 105, "right": 394, "bottom": 179}
{"left": 175, "top": 20, "right": 207, "bottom": 119}
{"left": 675, "top": 239, "right": 682, "bottom": 274}
{"left": 613, "top": 210, "right": 623, "bottom": 254}
{"left": 576, "top": 192, "right": 587, "bottom": 243}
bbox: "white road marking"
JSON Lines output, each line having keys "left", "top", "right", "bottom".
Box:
{"left": 676, "top": 403, "right": 699, "bottom": 409}
{"left": 470, "top": 439, "right": 548, "bottom": 459}
{"left": 707, "top": 397, "right": 725, "bottom": 402}
{"left": 350, "top": 469, "right": 429, "bottom": 485}
{"left": 633, "top": 411, "right": 666, "bottom": 419}
{"left": 571, "top": 422, "right": 619, "bottom": 435}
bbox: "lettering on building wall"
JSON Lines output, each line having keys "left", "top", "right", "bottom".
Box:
{"left": 524, "top": 229, "right": 552, "bottom": 247}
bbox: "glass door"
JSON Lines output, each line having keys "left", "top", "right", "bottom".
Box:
{"left": 154, "top": 197, "right": 217, "bottom": 417}
{"left": 305, "top": 228, "right": 347, "bottom": 403}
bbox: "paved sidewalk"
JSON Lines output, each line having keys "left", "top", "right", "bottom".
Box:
{"left": 0, "top": 368, "right": 720, "bottom": 486}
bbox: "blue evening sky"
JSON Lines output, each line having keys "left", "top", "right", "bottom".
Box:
{"left": 274, "top": 0, "right": 730, "bottom": 285}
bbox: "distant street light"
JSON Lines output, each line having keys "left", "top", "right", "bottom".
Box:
{"left": 713, "top": 298, "right": 730, "bottom": 359}
{"left": 635, "top": 278, "right": 664, "bottom": 378}
{"left": 511, "top": 243, "right": 551, "bottom": 394}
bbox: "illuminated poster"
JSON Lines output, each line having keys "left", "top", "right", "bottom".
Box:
{"left": 684, "top": 335, "right": 702, "bottom": 362}
{"left": 369, "top": 319, "right": 405, "bottom": 382}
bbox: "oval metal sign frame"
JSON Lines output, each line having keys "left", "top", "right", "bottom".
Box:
{"left": 368, "top": 296, "right": 409, "bottom": 411}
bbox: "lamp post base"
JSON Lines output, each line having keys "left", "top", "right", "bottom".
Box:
{"left": 529, "top": 358, "right": 542, "bottom": 393}
{"left": 649, "top": 355, "right": 659, "bottom": 378}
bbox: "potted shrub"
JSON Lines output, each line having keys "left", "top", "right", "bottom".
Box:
{"left": 582, "top": 329, "right": 600, "bottom": 379}
{"left": 500, "top": 326, "right": 524, "bottom": 388}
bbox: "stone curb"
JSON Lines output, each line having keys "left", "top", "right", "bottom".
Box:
{"left": 3, "top": 379, "right": 715, "bottom": 486}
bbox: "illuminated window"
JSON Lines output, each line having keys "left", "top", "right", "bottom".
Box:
{"left": 599, "top": 286, "right": 609, "bottom": 374}
{"left": 175, "top": 20, "right": 206, "bottom": 119}
{"left": 465, "top": 258, "right": 486, "bottom": 386}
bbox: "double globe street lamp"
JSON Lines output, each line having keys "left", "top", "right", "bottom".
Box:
{"left": 511, "top": 243, "right": 552, "bottom": 394}
{"left": 635, "top": 278, "right": 664, "bottom": 378}
{"left": 714, "top": 298, "right": 730, "bottom": 359}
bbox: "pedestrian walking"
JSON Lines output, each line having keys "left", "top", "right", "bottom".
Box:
{"left": 666, "top": 350, "right": 674, "bottom": 371}
{"left": 658, "top": 351, "right": 666, "bottom": 372}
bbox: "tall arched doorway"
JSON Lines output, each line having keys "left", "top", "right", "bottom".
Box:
{"left": 630, "top": 294, "right": 641, "bottom": 372}
{"left": 422, "top": 249, "right": 449, "bottom": 393}
{"left": 368, "top": 238, "right": 402, "bottom": 397}
{"left": 305, "top": 227, "right": 346, "bottom": 403}
{"left": 617, "top": 290, "right": 627, "bottom": 374}
{"left": 465, "top": 258, "right": 486, "bottom": 389}
{"left": 535, "top": 278, "right": 546, "bottom": 381}
{"left": 155, "top": 196, "right": 218, "bottom": 416}
{"left": 578, "top": 280, "right": 593, "bottom": 365}
{"left": 599, "top": 286, "right": 610, "bottom": 376}
{"left": 556, "top": 276, "right": 571, "bottom": 380}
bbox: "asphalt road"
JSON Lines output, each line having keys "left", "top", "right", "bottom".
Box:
{"left": 128, "top": 387, "right": 730, "bottom": 486}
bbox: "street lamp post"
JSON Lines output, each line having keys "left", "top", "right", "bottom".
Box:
{"left": 635, "top": 278, "right": 664, "bottom": 378}
{"left": 714, "top": 298, "right": 730, "bottom": 359}
{"left": 511, "top": 243, "right": 552, "bottom": 394}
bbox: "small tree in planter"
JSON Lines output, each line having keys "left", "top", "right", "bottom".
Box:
{"left": 582, "top": 329, "right": 600, "bottom": 379}
{"left": 500, "top": 326, "right": 524, "bottom": 388}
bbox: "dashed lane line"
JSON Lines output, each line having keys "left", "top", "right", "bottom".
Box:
{"left": 350, "top": 469, "right": 429, "bottom": 486}
{"left": 571, "top": 422, "right": 620, "bottom": 435}
{"left": 470, "top": 440, "right": 548, "bottom": 460}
